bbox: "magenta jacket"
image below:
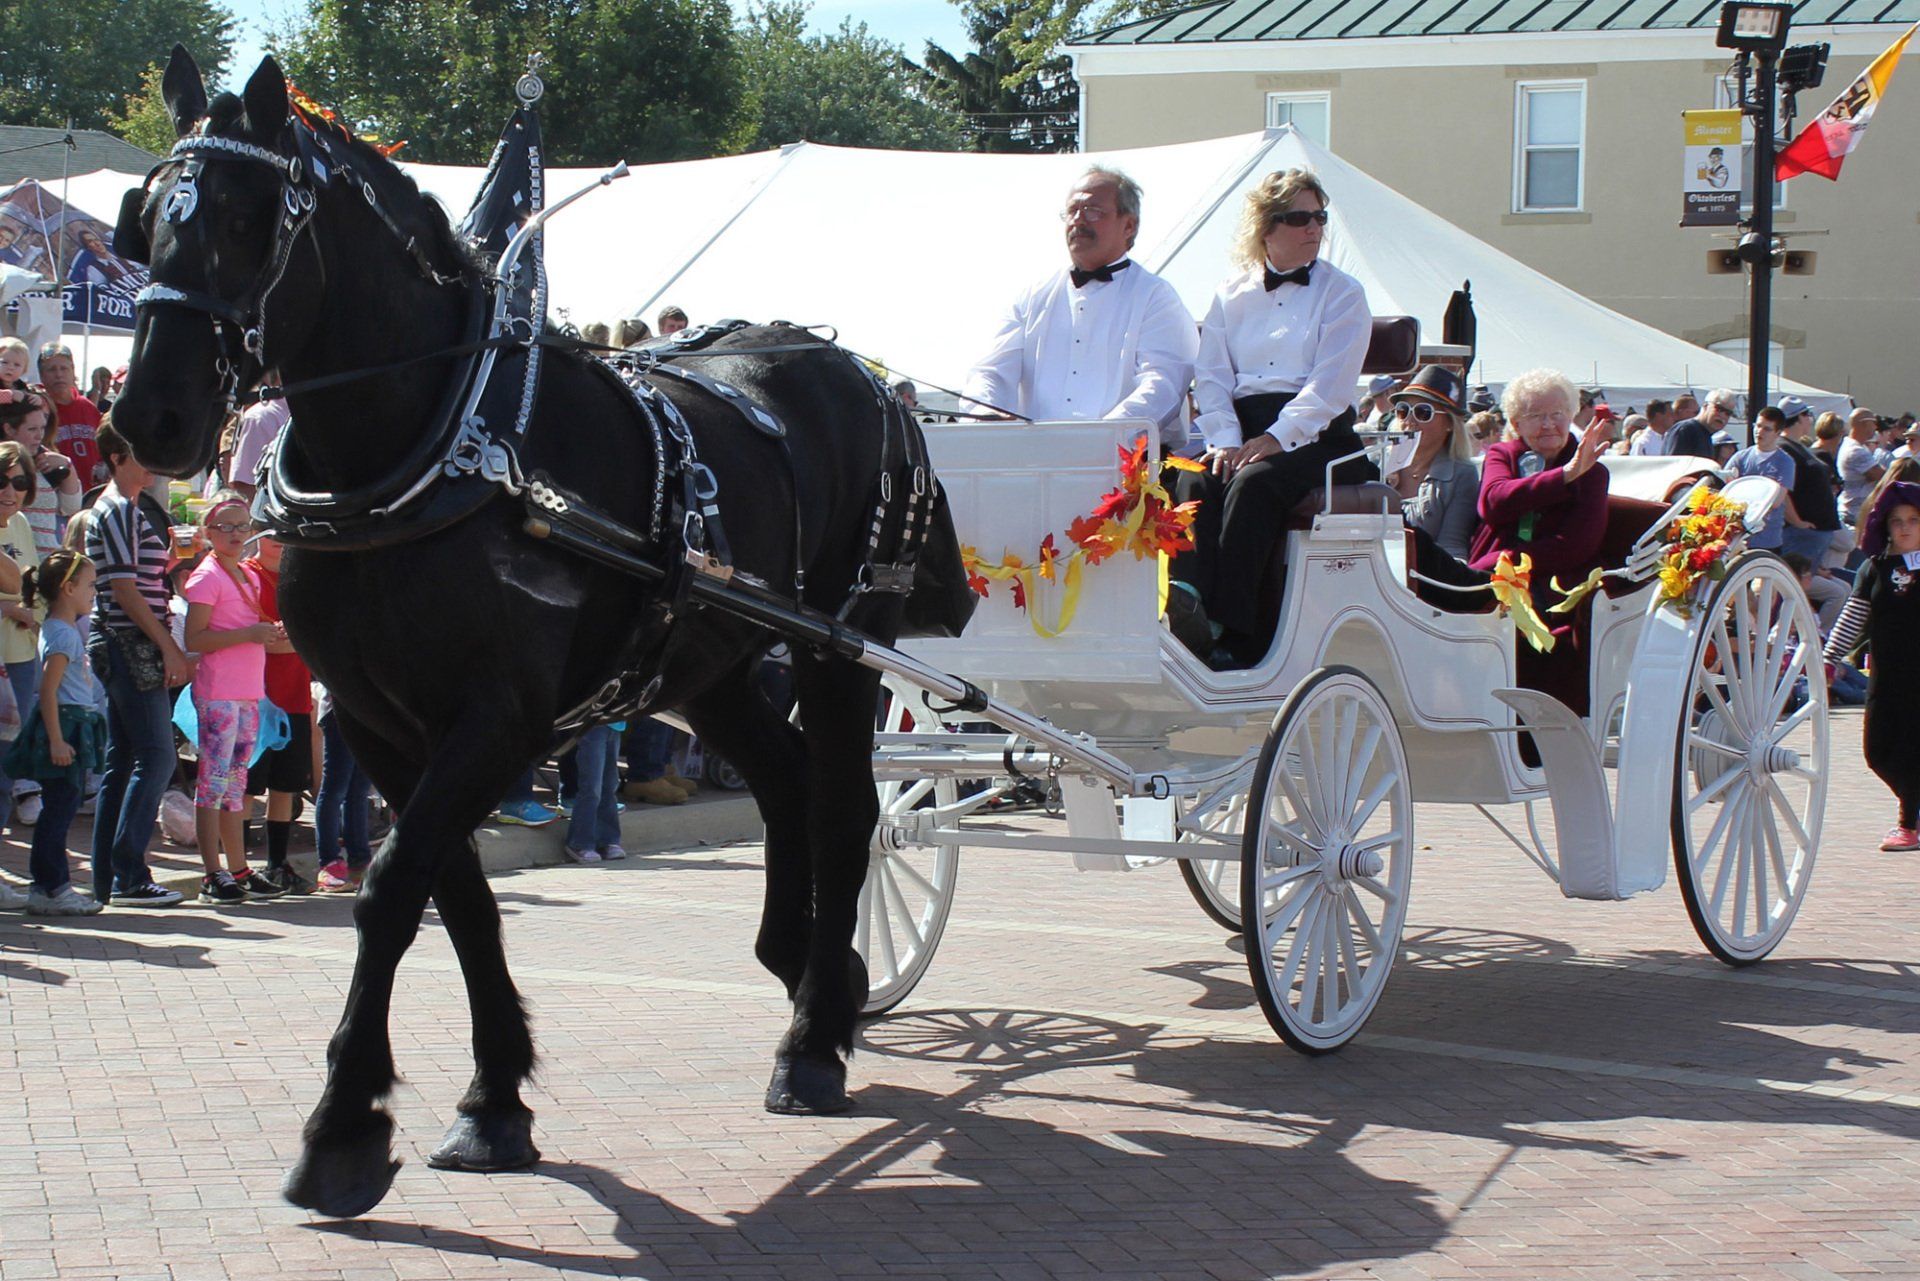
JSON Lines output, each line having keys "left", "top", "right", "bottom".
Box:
{"left": 1468, "top": 438, "right": 1611, "bottom": 576}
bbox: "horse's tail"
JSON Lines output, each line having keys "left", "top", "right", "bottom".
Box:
{"left": 900, "top": 481, "right": 975, "bottom": 640}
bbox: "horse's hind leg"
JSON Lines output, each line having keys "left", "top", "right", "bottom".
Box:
{"left": 766, "top": 656, "right": 883, "bottom": 1115}
{"left": 283, "top": 714, "right": 537, "bottom": 1218}
{"left": 423, "top": 839, "right": 539, "bottom": 1174}
{"left": 682, "top": 664, "right": 813, "bottom": 997}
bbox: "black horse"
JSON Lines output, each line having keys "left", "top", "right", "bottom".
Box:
{"left": 110, "top": 50, "right": 970, "bottom": 1218}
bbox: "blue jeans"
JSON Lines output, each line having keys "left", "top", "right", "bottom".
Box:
{"left": 1780, "top": 527, "right": 1833, "bottom": 565}
{"left": 566, "top": 725, "right": 621, "bottom": 851}
{"left": 92, "top": 635, "right": 172, "bottom": 901}
{"left": 623, "top": 718, "right": 675, "bottom": 783}
{"left": 317, "top": 712, "right": 371, "bottom": 867}
{"left": 0, "top": 655, "right": 40, "bottom": 828}
{"left": 29, "top": 775, "right": 83, "bottom": 894}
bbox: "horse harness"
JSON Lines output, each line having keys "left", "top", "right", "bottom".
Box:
{"left": 119, "top": 124, "right": 938, "bottom": 736}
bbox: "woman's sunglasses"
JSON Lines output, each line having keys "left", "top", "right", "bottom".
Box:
{"left": 1391, "top": 401, "right": 1446, "bottom": 424}
{"left": 1272, "top": 209, "right": 1330, "bottom": 228}
{"left": 1, "top": 473, "right": 30, "bottom": 492}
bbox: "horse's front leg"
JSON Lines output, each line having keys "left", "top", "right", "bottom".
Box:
{"left": 767, "top": 657, "right": 883, "bottom": 1115}
{"left": 282, "top": 714, "right": 538, "bottom": 1218}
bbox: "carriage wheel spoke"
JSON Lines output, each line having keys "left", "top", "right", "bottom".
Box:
{"left": 1701, "top": 651, "right": 1748, "bottom": 739}
{"left": 890, "top": 778, "right": 935, "bottom": 814}
{"left": 1269, "top": 819, "right": 1319, "bottom": 862}
{"left": 1334, "top": 895, "right": 1364, "bottom": 1006}
{"left": 1279, "top": 894, "right": 1325, "bottom": 1005}
{"left": 881, "top": 863, "right": 925, "bottom": 954}
{"left": 1749, "top": 790, "right": 1770, "bottom": 937}
{"left": 856, "top": 873, "right": 876, "bottom": 972}
{"left": 1348, "top": 764, "right": 1400, "bottom": 836}
{"left": 1761, "top": 799, "right": 1794, "bottom": 906}
{"left": 1259, "top": 870, "right": 1318, "bottom": 945}
{"left": 1352, "top": 872, "right": 1398, "bottom": 907}
{"left": 1275, "top": 762, "right": 1323, "bottom": 844}
{"left": 1763, "top": 775, "right": 1813, "bottom": 853}
{"left": 1354, "top": 828, "right": 1406, "bottom": 855}
{"left": 1762, "top": 637, "right": 1811, "bottom": 728}
{"left": 1341, "top": 884, "right": 1385, "bottom": 956}
{"left": 1331, "top": 700, "right": 1361, "bottom": 816}
{"left": 1260, "top": 861, "right": 1320, "bottom": 897}
{"left": 1730, "top": 794, "right": 1757, "bottom": 935}
{"left": 1341, "top": 722, "right": 1384, "bottom": 820}
{"left": 1689, "top": 760, "right": 1746, "bottom": 814}
{"left": 1768, "top": 698, "right": 1817, "bottom": 746}
{"left": 1317, "top": 906, "right": 1340, "bottom": 1018}
{"left": 1687, "top": 732, "right": 1744, "bottom": 759}
{"left": 888, "top": 852, "right": 940, "bottom": 901}
{"left": 1706, "top": 788, "right": 1750, "bottom": 916}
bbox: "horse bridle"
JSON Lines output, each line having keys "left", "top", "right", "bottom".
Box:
{"left": 122, "top": 125, "right": 464, "bottom": 414}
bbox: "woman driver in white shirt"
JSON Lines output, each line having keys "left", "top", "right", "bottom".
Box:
{"left": 1165, "top": 169, "right": 1373, "bottom": 669}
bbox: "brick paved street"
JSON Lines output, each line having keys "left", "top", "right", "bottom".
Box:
{"left": 3, "top": 707, "right": 1918, "bottom": 1279}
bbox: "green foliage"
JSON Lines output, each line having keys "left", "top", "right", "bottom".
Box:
{"left": 923, "top": 2, "right": 1076, "bottom": 153}
{"left": 990, "top": 0, "right": 1192, "bottom": 103}
{"left": 104, "top": 63, "right": 178, "bottom": 157}
{"left": 0, "top": 0, "right": 234, "bottom": 131}
{"left": 271, "top": 0, "right": 749, "bottom": 164}
{"left": 736, "top": 1, "right": 962, "bottom": 151}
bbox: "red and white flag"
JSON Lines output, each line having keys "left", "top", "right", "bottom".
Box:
{"left": 1776, "top": 23, "right": 1916, "bottom": 181}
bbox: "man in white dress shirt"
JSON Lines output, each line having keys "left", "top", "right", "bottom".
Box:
{"left": 961, "top": 167, "right": 1198, "bottom": 449}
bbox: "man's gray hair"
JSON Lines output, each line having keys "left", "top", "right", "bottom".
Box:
{"left": 1079, "top": 165, "right": 1142, "bottom": 221}
{"left": 1706, "top": 387, "right": 1739, "bottom": 411}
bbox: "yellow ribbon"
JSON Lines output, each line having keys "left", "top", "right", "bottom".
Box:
{"left": 966, "top": 548, "right": 1089, "bottom": 638}
{"left": 1488, "top": 552, "right": 1556, "bottom": 653}
{"left": 1548, "top": 567, "right": 1607, "bottom": 615}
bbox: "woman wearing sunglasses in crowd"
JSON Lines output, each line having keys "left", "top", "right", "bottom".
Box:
{"left": 1165, "top": 168, "right": 1374, "bottom": 670}
{"left": 1385, "top": 366, "right": 1481, "bottom": 561}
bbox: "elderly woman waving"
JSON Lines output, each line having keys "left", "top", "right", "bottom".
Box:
{"left": 1468, "top": 368, "right": 1610, "bottom": 717}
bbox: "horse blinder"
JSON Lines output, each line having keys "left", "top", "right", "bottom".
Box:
{"left": 113, "top": 187, "right": 152, "bottom": 266}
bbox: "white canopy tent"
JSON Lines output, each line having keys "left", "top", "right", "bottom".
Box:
{"left": 55, "top": 128, "right": 1846, "bottom": 415}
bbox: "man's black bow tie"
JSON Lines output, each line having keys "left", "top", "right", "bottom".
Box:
{"left": 1071, "top": 258, "right": 1131, "bottom": 288}
{"left": 1265, "top": 263, "right": 1313, "bottom": 291}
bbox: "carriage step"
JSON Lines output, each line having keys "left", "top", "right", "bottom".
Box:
{"left": 1493, "top": 689, "right": 1622, "bottom": 902}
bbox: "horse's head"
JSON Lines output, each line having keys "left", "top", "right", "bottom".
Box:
{"left": 112, "top": 47, "right": 323, "bottom": 475}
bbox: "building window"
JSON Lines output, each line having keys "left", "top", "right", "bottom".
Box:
{"left": 1715, "top": 77, "right": 1790, "bottom": 211}
{"left": 1266, "top": 92, "right": 1331, "bottom": 146}
{"left": 1513, "top": 81, "right": 1585, "bottom": 212}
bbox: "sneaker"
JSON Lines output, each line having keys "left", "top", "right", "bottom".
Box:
{"left": 1881, "top": 825, "right": 1920, "bottom": 853}
{"left": 496, "top": 799, "right": 558, "bottom": 827}
{"left": 554, "top": 798, "right": 575, "bottom": 817}
{"left": 563, "top": 846, "right": 601, "bottom": 864}
{"left": 14, "top": 793, "right": 41, "bottom": 827}
{"left": 0, "top": 881, "right": 28, "bottom": 911}
{"left": 258, "top": 864, "right": 314, "bottom": 896}
{"left": 317, "top": 859, "right": 362, "bottom": 893}
{"left": 599, "top": 843, "right": 628, "bottom": 861}
{"left": 26, "top": 885, "right": 104, "bottom": 916}
{"left": 233, "top": 867, "right": 286, "bottom": 900}
{"left": 619, "top": 777, "right": 687, "bottom": 807}
{"left": 111, "top": 882, "right": 183, "bottom": 908}
{"left": 199, "top": 871, "right": 248, "bottom": 905}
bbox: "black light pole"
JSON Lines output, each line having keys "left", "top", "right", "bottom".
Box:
{"left": 1717, "top": 2, "right": 1793, "bottom": 428}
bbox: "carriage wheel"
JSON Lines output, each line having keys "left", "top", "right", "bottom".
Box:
{"left": 1672, "top": 551, "right": 1827, "bottom": 965}
{"left": 1177, "top": 790, "right": 1248, "bottom": 932}
{"left": 1242, "top": 666, "right": 1413, "bottom": 1053}
{"left": 857, "top": 684, "right": 962, "bottom": 1016}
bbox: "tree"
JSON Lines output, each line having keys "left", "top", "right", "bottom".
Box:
{"left": 922, "top": 2, "right": 1076, "bottom": 153}
{"left": 736, "top": 1, "right": 962, "bottom": 151}
{"left": 0, "top": 0, "right": 234, "bottom": 131}
{"left": 976, "top": 0, "right": 1193, "bottom": 111}
{"left": 271, "top": 0, "right": 750, "bottom": 165}
{"left": 105, "top": 63, "right": 178, "bottom": 157}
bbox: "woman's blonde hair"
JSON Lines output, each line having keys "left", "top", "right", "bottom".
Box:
{"left": 1500, "top": 369, "right": 1578, "bottom": 423}
{"left": 1234, "top": 168, "right": 1330, "bottom": 269}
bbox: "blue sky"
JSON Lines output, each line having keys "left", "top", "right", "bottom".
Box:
{"left": 216, "top": 0, "right": 972, "bottom": 86}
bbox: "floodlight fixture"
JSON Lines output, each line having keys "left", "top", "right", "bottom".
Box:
{"left": 1717, "top": 2, "right": 1792, "bottom": 53}
{"left": 1779, "top": 42, "right": 1831, "bottom": 94}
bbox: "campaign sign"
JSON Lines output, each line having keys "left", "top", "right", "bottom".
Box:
{"left": 1682, "top": 110, "right": 1743, "bottom": 227}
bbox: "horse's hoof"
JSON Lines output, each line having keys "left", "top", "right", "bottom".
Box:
{"left": 765, "top": 1052, "right": 851, "bottom": 1115}
{"left": 282, "top": 1127, "right": 401, "bottom": 1218}
{"left": 426, "top": 1108, "right": 541, "bottom": 1172}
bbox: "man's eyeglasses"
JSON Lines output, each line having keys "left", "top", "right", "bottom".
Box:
{"left": 207, "top": 521, "right": 255, "bottom": 535}
{"left": 1392, "top": 402, "right": 1444, "bottom": 424}
{"left": 1060, "top": 205, "right": 1116, "bottom": 224}
{"left": 1271, "top": 209, "right": 1330, "bottom": 228}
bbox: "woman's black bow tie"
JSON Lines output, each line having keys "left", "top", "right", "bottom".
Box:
{"left": 1265, "top": 263, "right": 1313, "bottom": 291}
{"left": 1071, "top": 259, "right": 1131, "bottom": 288}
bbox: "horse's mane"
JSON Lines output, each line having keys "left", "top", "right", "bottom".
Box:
{"left": 206, "top": 90, "right": 481, "bottom": 286}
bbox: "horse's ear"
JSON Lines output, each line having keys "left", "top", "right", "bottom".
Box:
{"left": 242, "top": 56, "right": 289, "bottom": 142}
{"left": 161, "top": 44, "right": 208, "bottom": 138}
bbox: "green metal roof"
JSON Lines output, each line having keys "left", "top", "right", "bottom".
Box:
{"left": 1078, "top": 0, "right": 1919, "bottom": 44}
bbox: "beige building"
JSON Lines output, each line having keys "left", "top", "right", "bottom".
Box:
{"left": 1069, "top": 0, "right": 1920, "bottom": 413}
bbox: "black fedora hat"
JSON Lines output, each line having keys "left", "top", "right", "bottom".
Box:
{"left": 1389, "top": 364, "right": 1467, "bottom": 417}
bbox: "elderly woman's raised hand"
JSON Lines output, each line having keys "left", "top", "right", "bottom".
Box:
{"left": 1564, "top": 423, "right": 1608, "bottom": 482}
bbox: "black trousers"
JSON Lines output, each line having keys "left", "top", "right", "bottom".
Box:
{"left": 1170, "top": 395, "right": 1371, "bottom": 638}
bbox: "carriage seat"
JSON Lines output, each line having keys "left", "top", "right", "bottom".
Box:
{"left": 1594, "top": 496, "right": 1671, "bottom": 597}
{"left": 1283, "top": 482, "right": 1402, "bottom": 530}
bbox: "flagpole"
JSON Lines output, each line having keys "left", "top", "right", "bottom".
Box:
{"left": 1745, "top": 52, "right": 1778, "bottom": 435}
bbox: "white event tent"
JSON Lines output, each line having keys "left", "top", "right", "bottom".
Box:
{"left": 55, "top": 128, "right": 1845, "bottom": 414}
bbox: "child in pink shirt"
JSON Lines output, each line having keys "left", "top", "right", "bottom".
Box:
{"left": 182, "top": 494, "right": 284, "bottom": 904}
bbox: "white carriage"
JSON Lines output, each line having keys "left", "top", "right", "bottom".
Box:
{"left": 850, "top": 419, "right": 1829, "bottom": 1052}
